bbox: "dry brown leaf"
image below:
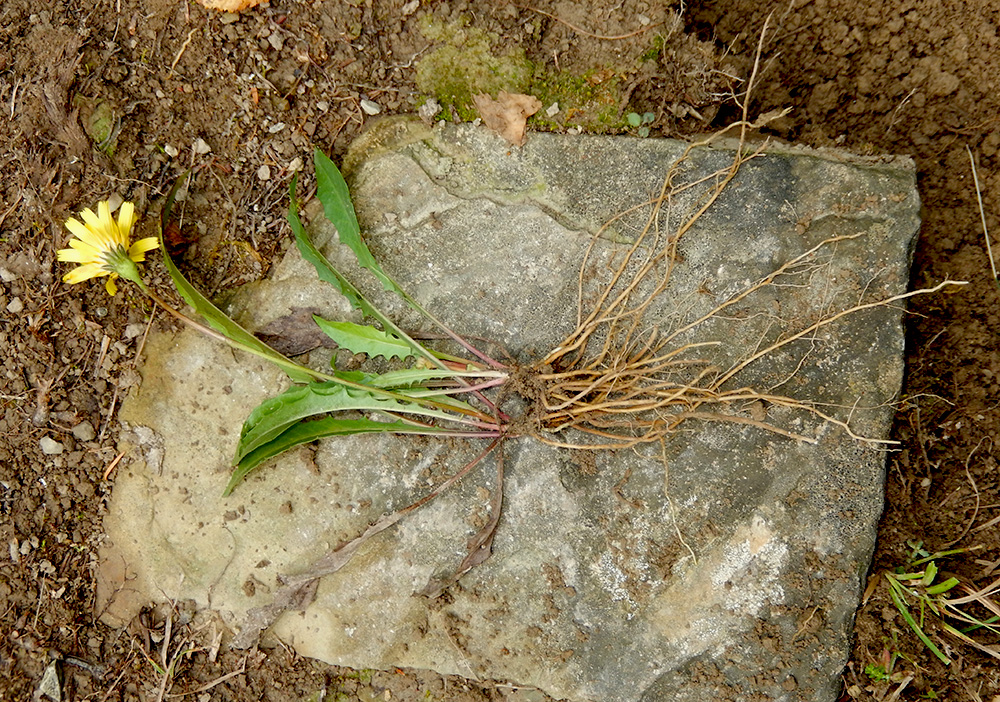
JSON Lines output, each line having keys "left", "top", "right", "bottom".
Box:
{"left": 472, "top": 91, "right": 542, "bottom": 147}
{"left": 195, "top": 0, "right": 264, "bottom": 11}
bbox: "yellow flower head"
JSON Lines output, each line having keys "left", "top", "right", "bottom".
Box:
{"left": 57, "top": 200, "right": 159, "bottom": 295}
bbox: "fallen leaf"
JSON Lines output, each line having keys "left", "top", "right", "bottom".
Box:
{"left": 254, "top": 307, "right": 338, "bottom": 357}
{"left": 195, "top": 0, "right": 264, "bottom": 11}
{"left": 472, "top": 91, "right": 542, "bottom": 147}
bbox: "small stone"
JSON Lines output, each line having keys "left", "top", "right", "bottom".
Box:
{"left": 106, "top": 193, "right": 124, "bottom": 213}
{"left": 164, "top": 144, "right": 179, "bottom": 157}
{"left": 268, "top": 33, "right": 283, "bottom": 51}
{"left": 124, "top": 323, "right": 146, "bottom": 340}
{"left": 192, "top": 138, "right": 211, "bottom": 154}
{"left": 402, "top": 0, "right": 419, "bottom": 15}
{"left": 72, "top": 421, "right": 96, "bottom": 442}
{"left": 6, "top": 297, "right": 22, "bottom": 313}
{"left": 257, "top": 164, "right": 271, "bottom": 181}
{"left": 418, "top": 98, "right": 441, "bottom": 124}
{"left": 288, "top": 157, "right": 303, "bottom": 172}
{"left": 268, "top": 122, "right": 286, "bottom": 134}
{"left": 0, "top": 267, "right": 15, "bottom": 282}
{"left": 40, "top": 437, "right": 64, "bottom": 455}
{"left": 219, "top": 12, "right": 239, "bottom": 24}
{"left": 360, "top": 98, "right": 381, "bottom": 115}
{"left": 546, "top": 102, "right": 560, "bottom": 117}
{"left": 316, "top": 101, "right": 330, "bottom": 112}
{"left": 36, "top": 659, "right": 61, "bottom": 702}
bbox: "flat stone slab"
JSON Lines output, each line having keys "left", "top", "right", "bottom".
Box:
{"left": 100, "top": 120, "right": 918, "bottom": 702}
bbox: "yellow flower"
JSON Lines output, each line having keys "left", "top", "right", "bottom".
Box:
{"left": 57, "top": 200, "right": 159, "bottom": 295}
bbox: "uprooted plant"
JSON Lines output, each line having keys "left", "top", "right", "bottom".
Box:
{"left": 57, "top": 35, "right": 965, "bottom": 645}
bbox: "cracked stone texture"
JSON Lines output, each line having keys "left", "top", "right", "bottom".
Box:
{"left": 100, "top": 119, "right": 919, "bottom": 702}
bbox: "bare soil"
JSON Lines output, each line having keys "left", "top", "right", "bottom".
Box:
{"left": 1, "top": 0, "right": 998, "bottom": 700}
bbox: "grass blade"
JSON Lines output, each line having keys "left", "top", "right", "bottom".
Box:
{"left": 887, "top": 576, "right": 952, "bottom": 664}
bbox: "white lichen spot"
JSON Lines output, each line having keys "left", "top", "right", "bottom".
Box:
{"left": 594, "top": 551, "right": 638, "bottom": 619}
{"left": 711, "top": 515, "right": 787, "bottom": 615}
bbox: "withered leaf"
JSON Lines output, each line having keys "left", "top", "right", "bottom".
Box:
{"left": 254, "top": 307, "right": 338, "bottom": 357}
{"left": 472, "top": 91, "right": 542, "bottom": 147}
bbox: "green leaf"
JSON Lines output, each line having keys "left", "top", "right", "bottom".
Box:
{"left": 287, "top": 175, "right": 439, "bottom": 368}
{"left": 368, "top": 367, "right": 474, "bottom": 388}
{"left": 887, "top": 575, "right": 952, "bottom": 665}
{"left": 926, "top": 576, "right": 960, "bottom": 596}
{"left": 234, "top": 381, "right": 467, "bottom": 465}
{"left": 287, "top": 174, "right": 371, "bottom": 316}
{"left": 314, "top": 149, "right": 404, "bottom": 298}
{"left": 159, "top": 176, "right": 315, "bottom": 384}
{"left": 921, "top": 561, "right": 938, "bottom": 587}
{"left": 225, "top": 416, "right": 448, "bottom": 495}
{"left": 626, "top": 112, "right": 641, "bottom": 127}
{"left": 313, "top": 317, "right": 413, "bottom": 361}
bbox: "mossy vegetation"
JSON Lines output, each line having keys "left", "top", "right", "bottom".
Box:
{"left": 529, "top": 68, "right": 625, "bottom": 133}
{"left": 416, "top": 17, "right": 675, "bottom": 135}
{"left": 415, "top": 18, "right": 533, "bottom": 121}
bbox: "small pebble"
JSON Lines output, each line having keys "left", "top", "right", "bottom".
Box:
{"left": 219, "top": 12, "right": 240, "bottom": 24}
{"left": 257, "top": 164, "right": 271, "bottom": 181}
{"left": 192, "top": 138, "right": 211, "bottom": 154}
{"left": 287, "top": 157, "right": 303, "bottom": 171}
{"left": 72, "top": 421, "right": 96, "bottom": 442}
{"left": 546, "top": 102, "right": 560, "bottom": 117}
{"left": 360, "top": 98, "right": 381, "bottom": 115}
{"left": 124, "top": 323, "right": 146, "bottom": 340}
{"left": 106, "top": 193, "right": 124, "bottom": 212}
{"left": 418, "top": 98, "right": 440, "bottom": 124}
{"left": 6, "top": 297, "right": 22, "bottom": 313}
{"left": 40, "top": 437, "right": 64, "bottom": 455}
{"left": 267, "top": 122, "right": 285, "bottom": 134}
{"left": 164, "top": 144, "right": 179, "bottom": 157}
{"left": 268, "top": 33, "right": 283, "bottom": 51}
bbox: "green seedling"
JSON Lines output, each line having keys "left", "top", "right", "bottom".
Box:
{"left": 626, "top": 111, "right": 656, "bottom": 137}
{"left": 884, "top": 540, "right": 1000, "bottom": 665}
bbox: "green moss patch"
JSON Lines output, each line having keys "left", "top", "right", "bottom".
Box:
{"left": 415, "top": 18, "right": 533, "bottom": 120}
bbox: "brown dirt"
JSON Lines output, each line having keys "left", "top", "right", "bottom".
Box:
{"left": 1, "top": 0, "right": 998, "bottom": 700}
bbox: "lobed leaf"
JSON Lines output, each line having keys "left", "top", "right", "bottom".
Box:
{"left": 287, "top": 174, "right": 438, "bottom": 367}
{"left": 313, "top": 317, "right": 413, "bottom": 361}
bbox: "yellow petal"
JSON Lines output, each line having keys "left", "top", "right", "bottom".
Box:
{"left": 57, "top": 247, "right": 96, "bottom": 263}
{"left": 63, "top": 263, "right": 108, "bottom": 284}
{"left": 128, "top": 236, "right": 160, "bottom": 261}
{"left": 117, "top": 202, "right": 137, "bottom": 238}
{"left": 96, "top": 201, "right": 119, "bottom": 246}
{"left": 67, "top": 237, "right": 102, "bottom": 258}
{"left": 65, "top": 217, "right": 106, "bottom": 251}
{"left": 79, "top": 207, "right": 102, "bottom": 232}
{"left": 105, "top": 275, "right": 119, "bottom": 296}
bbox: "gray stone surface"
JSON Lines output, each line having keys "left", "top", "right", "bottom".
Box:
{"left": 100, "top": 120, "right": 919, "bottom": 702}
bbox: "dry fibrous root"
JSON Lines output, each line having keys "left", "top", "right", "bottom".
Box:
{"left": 515, "top": 20, "right": 963, "bottom": 451}
{"left": 519, "top": 127, "right": 960, "bottom": 450}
